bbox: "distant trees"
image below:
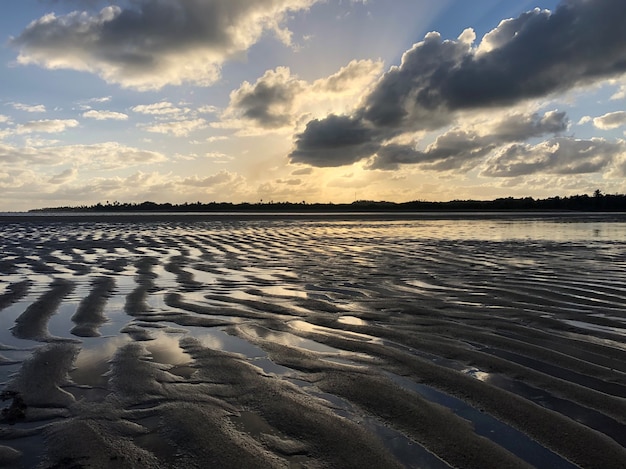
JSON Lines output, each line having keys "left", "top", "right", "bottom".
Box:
{"left": 31, "top": 191, "right": 626, "bottom": 213}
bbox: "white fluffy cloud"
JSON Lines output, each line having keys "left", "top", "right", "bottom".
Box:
{"left": 140, "top": 118, "right": 208, "bottom": 137}
{"left": 11, "top": 103, "right": 46, "bottom": 113}
{"left": 130, "top": 101, "right": 213, "bottom": 137}
{"left": 83, "top": 110, "right": 129, "bottom": 120}
{"left": 0, "top": 141, "right": 166, "bottom": 169}
{"left": 27, "top": 169, "right": 252, "bottom": 210}
{"left": 15, "top": 119, "right": 79, "bottom": 135}
{"left": 11, "top": 0, "right": 320, "bottom": 90}
{"left": 592, "top": 111, "right": 626, "bottom": 130}
{"left": 132, "top": 102, "right": 190, "bottom": 117}
{"left": 180, "top": 170, "right": 244, "bottom": 189}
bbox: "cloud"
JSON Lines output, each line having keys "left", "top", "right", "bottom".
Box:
{"left": 612, "top": 84, "right": 626, "bottom": 100}
{"left": 180, "top": 170, "right": 241, "bottom": 188}
{"left": 140, "top": 118, "right": 207, "bottom": 137}
{"left": 205, "top": 136, "right": 228, "bottom": 143}
{"left": 131, "top": 101, "right": 214, "bottom": 136}
{"left": 227, "top": 67, "right": 303, "bottom": 129}
{"left": 219, "top": 59, "right": 382, "bottom": 133}
{"left": 592, "top": 111, "right": 626, "bottom": 130}
{"left": 197, "top": 105, "right": 219, "bottom": 114}
{"left": 311, "top": 59, "right": 384, "bottom": 95}
{"left": 48, "top": 167, "right": 78, "bottom": 184}
{"left": 37, "top": 0, "right": 103, "bottom": 6}
{"left": 291, "top": 167, "right": 313, "bottom": 175}
{"left": 87, "top": 96, "right": 111, "bottom": 103}
{"left": 0, "top": 141, "right": 166, "bottom": 169}
{"left": 256, "top": 179, "right": 312, "bottom": 200}
{"left": 83, "top": 110, "right": 128, "bottom": 120}
{"left": 204, "top": 151, "right": 232, "bottom": 161}
{"left": 368, "top": 110, "right": 569, "bottom": 171}
{"left": 276, "top": 178, "right": 302, "bottom": 186}
{"left": 10, "top": 168, "right": 253, "bottom": 211}
{"left": 132, "top": 102, "right": 189, "bottom": 117}
{"left": 11, "top": 0, "right": 319, "bottom": 90}
{"left": 11, "top": 103, "right": 46, "bottom": 113}
{"left": 481, "top": 138, "right": 625, "bottom": 177}
{"left": 15, "top": 119, "right": 79, "bottom": 134}
{"left": 290, "top": 114, "right": 382, "bottom": 167}
{"left": 291, "top": 0, "right": 626, "bottom": 167}
{"left": 175, "top": 151, "right": 232, "bottom": 163}
{"left": 0, "top": 170, "right": 176, "bottom": 208}
{"left": 490, "top": 110, "right": 569, "bottom": 140}
{"left": 75, "top": 96, "right": 112, "bottom": 111}
{"left": 23, "top": 137, "right": 61, "bottom": 147}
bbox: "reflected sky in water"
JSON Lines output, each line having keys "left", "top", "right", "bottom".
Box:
{"left": 1, "top": 214, "right": 625, "bottom": 468}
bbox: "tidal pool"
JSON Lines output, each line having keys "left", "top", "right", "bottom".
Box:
{"left": 0, "top": 213, "right": 625, "bottom": 468}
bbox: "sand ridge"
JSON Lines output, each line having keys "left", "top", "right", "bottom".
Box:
{"left": 0, "top": 214, "right": 625, "bottom": 468}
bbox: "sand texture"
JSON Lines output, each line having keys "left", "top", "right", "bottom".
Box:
{"left": 0, "top": 214, "right": 625, "bottom": 468}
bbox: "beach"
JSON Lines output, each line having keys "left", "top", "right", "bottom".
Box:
{"left": 0, "top": 213, "right": 625, "bottom": 468}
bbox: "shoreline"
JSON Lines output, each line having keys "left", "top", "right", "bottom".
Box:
{"left": 2, "top": 210, "right": 626, "bottom": 223}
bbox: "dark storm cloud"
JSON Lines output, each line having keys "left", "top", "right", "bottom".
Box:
{"left": 291, "top": 0, "right": 626, "bottom": 168}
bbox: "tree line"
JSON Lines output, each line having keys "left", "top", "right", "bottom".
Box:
{"left": 31, "top": 191, "right": 626, "bottom": 213}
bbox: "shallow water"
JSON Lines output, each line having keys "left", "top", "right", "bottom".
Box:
{"left": 1, "top": 213, "right": 625, "bottom": 468}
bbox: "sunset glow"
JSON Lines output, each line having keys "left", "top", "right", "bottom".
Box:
{"left": 2, "top": 0, "right": 626, "bottom": 211}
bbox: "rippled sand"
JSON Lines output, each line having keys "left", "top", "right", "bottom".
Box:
{"left": 0, "top": 214, "right": 625, "bottom": 468}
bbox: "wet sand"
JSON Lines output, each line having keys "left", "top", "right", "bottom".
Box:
{"left": 0, "top": 213, "right": 625, "bottom": 468}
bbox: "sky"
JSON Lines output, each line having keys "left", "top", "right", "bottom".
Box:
{"left": 2, "top": 0, "right": 626, "bottom": 211}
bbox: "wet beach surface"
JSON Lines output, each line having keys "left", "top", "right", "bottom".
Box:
{"left": 0, "top": 213, "right": 625, "bottom": 468}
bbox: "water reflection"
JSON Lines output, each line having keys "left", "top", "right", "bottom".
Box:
{"left": 337, "top": 315, "right": 368, "bottom": 326}
{"left": 186, "top": 326, "right": 267, "bottom": 358}
{"left": 384, "top": 372, "right": 578, "bottom": 469}
{"left": 241, "top": 324, "right": 340, "bottom": 354}
{"left": 71, "top": 329, "right": 197, "bottom": 389}
{"left": 1, "top": 215, "right": 626, "bottom": 468}
{"left": 289, "top": 319, "right": 379, "bottom": 343}
{"left": 560, "top": 319, "right": 626, "bottom": 337}
{"left": 463, "top": 367, "right": 491, "bottom": 382}
{"left": 71, "top": 336, "right": 131, "bottom": 387}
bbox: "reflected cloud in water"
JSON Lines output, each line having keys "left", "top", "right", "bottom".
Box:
{"left": 337, "top": 315, "right": 368, "bottom": 326}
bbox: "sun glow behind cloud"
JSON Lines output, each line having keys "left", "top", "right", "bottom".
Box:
{"left": 1, "top": 0, "right": 625, "bottom": 210}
